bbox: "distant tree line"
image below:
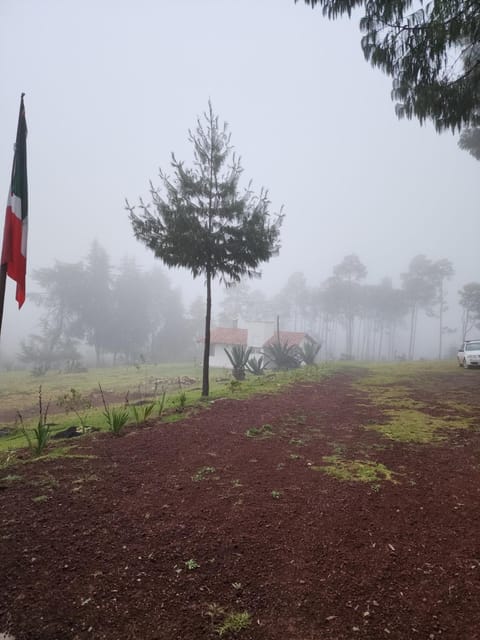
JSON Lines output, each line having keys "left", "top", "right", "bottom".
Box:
{"left": 218, "top": 254, "right": 480, "bottom": 361}
{"left": 19, "top": 241, "right": 201, "bottom": 374}
{"left": 20, "top": 245, "right": 480, "bottom": 373}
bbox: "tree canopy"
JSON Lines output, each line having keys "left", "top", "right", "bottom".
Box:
{"left": 459, "top": 282, "right": 480, "bottom": 338}
{"left": 127, "top": 102, "right": 283, "bottom": 396}
{"left": 297, "top": 0, "right": 480, "bottom": 133}
{"left": 20, "top": 242, "right": 192, "bottom": 372}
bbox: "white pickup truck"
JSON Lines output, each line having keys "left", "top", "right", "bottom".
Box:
{"left": 457, "top": 339, "right": 480, "bottom": 368}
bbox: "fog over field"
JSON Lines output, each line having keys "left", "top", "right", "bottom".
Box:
{"left": 0, "top": 0, "right": 478, "bottom": 363}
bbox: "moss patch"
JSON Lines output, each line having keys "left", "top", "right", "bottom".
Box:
{"left": 245, "top": 424, "right": 273, "bottom": 439}
{"left": 311, "top": 455, "right": 395, "bottom": 484}
{"left": 365, "top": 409, "right": 471, "bottom": 444}
{"left": 355, "top": 365, "right": 476, "bottom": 444}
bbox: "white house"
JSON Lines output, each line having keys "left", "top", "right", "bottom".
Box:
{"left": 207, "top": 319, "right": 318, "bottom": 369}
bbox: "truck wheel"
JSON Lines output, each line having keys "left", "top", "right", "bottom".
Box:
{"left": 463, "top": 359, "right": 470, "bottom": 369}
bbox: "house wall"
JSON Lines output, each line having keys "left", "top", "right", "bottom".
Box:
{"left": 209, "top": 342, "right": 234, "bottom": 369}
{"left": 238, "top": 319, "right": 275, "bottom": 348}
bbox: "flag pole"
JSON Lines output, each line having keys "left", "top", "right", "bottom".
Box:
{"left": 0, "top": 263, "right": 7, "bottom": 339}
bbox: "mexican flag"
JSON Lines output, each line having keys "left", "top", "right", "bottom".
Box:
{"left": 1, "top": 94, "right": 28, "bottom": 308}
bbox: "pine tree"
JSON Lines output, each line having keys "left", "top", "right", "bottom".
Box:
{"left": 127, "top": 102, "right": 283, "bottom": 396}
{"left": 298, "top": 0, "right": 480, "bottom": 133}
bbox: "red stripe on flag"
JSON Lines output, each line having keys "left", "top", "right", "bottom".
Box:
{"left": 1, "top": 206, "right": 26, "bottom": 307}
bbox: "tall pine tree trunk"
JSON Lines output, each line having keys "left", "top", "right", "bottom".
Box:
{"left": 202, "top": 269, "right": 212, "bottom": 397}
{"left": 438, "top": 280, "right": 444, "bottom": 360}
{"left": 377, "top": 321, "right": 384, "bottom": 361}
{"left": 408, "top": 305, "right": 417, "bottom": 360}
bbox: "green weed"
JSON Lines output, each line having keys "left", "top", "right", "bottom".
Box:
{"left": 157, "top": 389, "right": 167, "bottom": 417}
{"left": 192, "top": 466, "right": 216, "bottom": 482}
{"left": 98, "top": 383, "right": 129, "bottom": 436}
{"left": 216, "top": 611, "right": 251, "bottom": 636}
{"left": 130, "top": 400, "right": 155, "bottom": 426}
{"left": 56, "top": 388, "right": 91, "bottom": 433}
{"left": 20, "top": 386, "right": 51, "bottom": 456}
{"left": 245, "top": 424, "right": 273, "bottom": 439}
{"left": 0, "top": 451, "right": 15, "bottom": 470}
{"left": 176, "top": 391, "right": 187, "bottom": 411}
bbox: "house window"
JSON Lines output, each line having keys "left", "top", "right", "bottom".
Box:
{"left": 209, "top": 344, "right": 215, "bottom": 357}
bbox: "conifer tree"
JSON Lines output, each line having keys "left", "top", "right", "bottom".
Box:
{"left": 127, "top": 102, "right": 283, "bottom": 396}
{"left": 298, "top": 0, "right": 480, "bottom": 133}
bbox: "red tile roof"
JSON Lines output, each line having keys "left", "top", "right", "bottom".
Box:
{"left": 209, "top": 327, "right": 248, "bottom": 346}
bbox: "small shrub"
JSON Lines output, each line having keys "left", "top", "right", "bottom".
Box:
{"left": 57, "top": 388, "right": 92, "bottom": 433}
{"left": 130, "top": 401, "right": 156, "bottom": 426}
{"left": 229, "top": 379, "right": 241, "bottom": 393}
{"left": 175, "top": 391, "right": 187, "bottom": 412}
{"left": 224, "top": 345, "right": 253, "bottom": 381}
{"left": 298, "top": 337, "right": 321, "bottom": 365}
{"left": 98, "top": 384, "right": 129, "bottom": 436}
{"left": 21, "top": 386, "right": 51, "bottom": 456}
{"left": 157, "top": 389, "right": 167, "bottom": 417}
{"left": 263, "top": 340, "right": 302, "bottom": 370}
{"left": 246, "top": 355, "right": 266, "bottom": 375}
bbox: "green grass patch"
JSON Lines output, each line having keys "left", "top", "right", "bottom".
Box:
{"left": 311, "top": 455, "right": 395, "bottom": 484}
{"left": 0, "top": 364, "right": 335, "bottom": 456}
{"left": 354, "top": 361, "right": 477, "bottom": 444}
{"left": 365, "top": 409, "right": 471, "bottom": 443}
{"left": 0, "top": 363, "right": 201, "bottom": 412}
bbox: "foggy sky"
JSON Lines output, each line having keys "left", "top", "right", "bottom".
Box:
{"left": 1, "top": 0, "right": 478, "bottom": 356}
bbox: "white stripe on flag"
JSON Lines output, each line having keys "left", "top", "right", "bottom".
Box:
{"left": 21, "top": 219, "right": 28, "bottom": 257}
{"left": 7, "top": 193, "right": 22, "bottom": 220}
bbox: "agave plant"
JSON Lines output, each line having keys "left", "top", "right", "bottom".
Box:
{"left": 224, "top": 345, "right": 253, "bottom": 381}
{"left": 263, "top": 340, "right": 302, "bottom": 371}
{"left": 246, "top": 355, "right": 266, "bottom": 376}
{"left": 299, "top": 337, "right": 321, "bottom": 365}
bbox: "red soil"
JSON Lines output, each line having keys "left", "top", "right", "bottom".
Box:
{"left": 1, "top": 369, "right": 480, "bottom": 640}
